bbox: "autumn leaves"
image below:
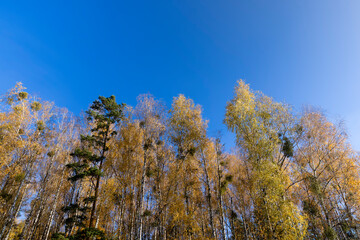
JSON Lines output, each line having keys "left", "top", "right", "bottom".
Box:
{"left": 0, "top": 81, "right": 359, "bottom": 239}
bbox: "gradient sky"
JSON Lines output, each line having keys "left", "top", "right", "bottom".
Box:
{"left": 1, "top": 0, "right": 360, "bottom": 150}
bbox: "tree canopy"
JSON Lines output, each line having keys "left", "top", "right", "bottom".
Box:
{"left": 0, "top": 81, "right": 359, "bottom": 240}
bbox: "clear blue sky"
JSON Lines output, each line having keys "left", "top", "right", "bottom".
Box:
{"left": 1, "top": 0, "right": 360, "bottom": 150}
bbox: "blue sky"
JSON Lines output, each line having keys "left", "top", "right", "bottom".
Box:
{"left": 1, "top": 0, "right": 360, "bottom": 150}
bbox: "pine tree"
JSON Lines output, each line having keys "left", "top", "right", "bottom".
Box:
{"left": 55, "top": 96, "right": 124, "bottom": 240}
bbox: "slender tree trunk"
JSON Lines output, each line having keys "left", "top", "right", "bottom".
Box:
{"left": 216, "top": 153, "right": 226, "bottom": 240}
{"left": 130, "top": 169, "right": 138, "bottom": 240}
{"left": 2, "top": 185, "right": 28, "bottom": 240}
{"left": 0, "top": 169, "right": 29, "bottom": 240}
{"left": 202, "top": 157, "right": 215, "bottom": 238}
{"left": 89, "top": 127, "right": 109, "bottom": 230}
{"left": 28, "top": 204, "right": 44, "bottom": 240}
{"left": 19, "top": 198, "right": 37, "bottom": 240}
{"left": 42, "top": 169, "right": 65, "bottom": 240}
{"left": 89, "top": 159, "right": 104, "bottom": 229}
{"left": 137, "top": 152, "right": 148, "bottom": 240}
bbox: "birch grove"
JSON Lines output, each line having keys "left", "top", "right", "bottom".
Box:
{"left": 1, "top": 82, "right": 360, "bottom": 240}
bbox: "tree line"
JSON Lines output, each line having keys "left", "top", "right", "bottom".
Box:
{"left": 0, "top": 81, "right": 359, "bottom": 240}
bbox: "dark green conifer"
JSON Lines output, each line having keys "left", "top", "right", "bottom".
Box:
{"left": 57, "top": 95, "right": 124, "bottom": 240}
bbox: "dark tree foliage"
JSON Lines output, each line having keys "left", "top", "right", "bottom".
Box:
{"left": 59, "top": 96, "right": 124, "bottom": 239}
